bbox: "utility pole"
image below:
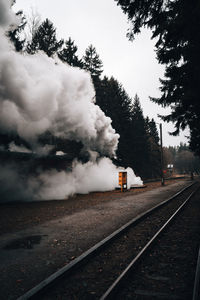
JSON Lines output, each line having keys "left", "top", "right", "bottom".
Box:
{"left": 160, "top": 123, "right": 165, "bottom": 186}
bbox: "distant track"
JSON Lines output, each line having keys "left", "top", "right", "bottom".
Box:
{"left": 17, "top": 181, "right": 198, "bottom": 300}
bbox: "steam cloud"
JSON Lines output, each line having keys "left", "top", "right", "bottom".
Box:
{"left": 0, "top": 0, "right": 142, "bottom": 202}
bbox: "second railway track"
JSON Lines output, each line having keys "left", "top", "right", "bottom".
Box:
{"left": 18, "top": 181, "right": 200, "bottom": 300}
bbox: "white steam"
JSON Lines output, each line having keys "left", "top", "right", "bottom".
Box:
{"left": 0, "top": 1, "right": 142, "bottom": 202}
{"left": 0, "top": 0, "right": 18, "bottom": 29}
{"left": 0, "top": 158, "right": 143, "bottom": 202}
{"left": 0, "top": 1, "right": 119, "bottom": 156}
{"left": 0, "top": 44, "right": 119, "bottom": 156}
{"left": 34, "top": 158, "right": 142, "bottom": 200}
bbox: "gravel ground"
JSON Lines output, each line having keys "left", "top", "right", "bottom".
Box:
{"left": 0, "top": 179, "right": 185, "bottom": 235}
{"left": 118, "top": 184, "right": 200, "bottom": 300}
{"left": 41, "top": 180, "right": 199, "bottom": 299}
{"left": 0, "top": 178, "right": 192, "bottom": 299}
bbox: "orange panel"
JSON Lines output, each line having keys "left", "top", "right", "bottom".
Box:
{"left": 119, "top": 172, "right": 127, "bottom": 185}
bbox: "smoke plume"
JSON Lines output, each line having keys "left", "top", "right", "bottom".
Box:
{"left": 0, "top": 0, "right": 142, "bottom": 202}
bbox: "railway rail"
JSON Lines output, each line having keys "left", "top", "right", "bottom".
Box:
{"left": 17, "top": 181, "right": 200, "bottom": 300}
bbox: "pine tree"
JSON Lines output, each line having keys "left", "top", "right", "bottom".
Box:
{"left": 190, "top": 125, "right": 200, "bottom": 156}
{"left": 95, "top": 76, "right": 132, "bottom": 167}
{"left": 145, "top": 117, "right": 161, "bottom": 178}
{"left": 130, "top": 95, "right": 149, "bottom": 178}
{"left": 146, "top": 118, "right": 159, "bottom": 145}
{"left": 82, "top": 45, "right": 103, "bottom": 78}
{"left": 27, "top": 18, "right": 63, "bottom": 57}
{"left": 58, "top": 37, "right": 83, "bottom": 68}
{"left": 116, "top": 0, "right": 200, "bottom": 157}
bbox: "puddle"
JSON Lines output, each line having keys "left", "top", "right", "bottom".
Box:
{"left": 3, "top": 235, "right": 44, "bottom": 250}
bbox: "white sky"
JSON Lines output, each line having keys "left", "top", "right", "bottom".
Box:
{"left": 13, "top": 0, "right": 189, "bottom": 146}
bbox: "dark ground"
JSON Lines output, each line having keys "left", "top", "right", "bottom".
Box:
{"left": 0, "top": 178, "right": 196, "bottom": 299}
{"left": 0, "top": 179, "right": 182, "bottom": 235}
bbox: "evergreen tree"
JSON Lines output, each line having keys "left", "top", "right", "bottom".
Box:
{"left": 58, "top": 37, "right": 83, "bottom": 68}
{"left": 147, "top": 118, "right": 159, "bottom": 145}
{"left": 27, "top": 18, "right": 63, "bottom": 56}
{"left": 116, "top": 0, "right": 200, "bottom": 157}
{"left": 145, "top": 117, "right": 161, "bottom": 178}
{"left": 130, "top": 94, "right": 149, "bottom": 177}
{"left": 82, "top": 45, "right": 103, "bottom": 78}
{"left": 189, "top": 125, "right": 200, "bottom": 156}
{"left": 96, "top": 81, "right": 160, "bottom": 178}
{"left": 95, "top": 76, "right": 132, "bottom": 167}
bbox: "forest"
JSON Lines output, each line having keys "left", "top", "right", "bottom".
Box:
{"left": 164, "top": 143, "right": 200, "bottom": 176}
{"left": 1, "top": 6, "right": 200, "bottom": 179}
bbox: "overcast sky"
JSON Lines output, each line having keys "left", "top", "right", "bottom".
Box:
{"left": 13, "top": 0, "right": 189, "bottom": 146}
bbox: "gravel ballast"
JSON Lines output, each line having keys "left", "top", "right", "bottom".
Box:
{"left": 0, "top": 178, "right": 194, "bottom": 299}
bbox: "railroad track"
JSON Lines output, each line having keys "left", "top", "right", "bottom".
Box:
{"left": 17, "top": 181, "right": 200, "bottom": 300}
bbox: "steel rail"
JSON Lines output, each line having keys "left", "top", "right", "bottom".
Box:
{"left": 17, "top": 181, "right": 196, "bottom": 300}
{"left": 100, "top": 185, "right": 199, "bottom": 300}
{"left": 193, "top": 246, "right": 200, "bottom": 300}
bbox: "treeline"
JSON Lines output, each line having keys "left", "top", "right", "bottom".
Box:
{"left": 6, "top": 16, "right": 162, "bottom": 179}
{"left": 164, "top": 143, "right": 200, "bottom": 175}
